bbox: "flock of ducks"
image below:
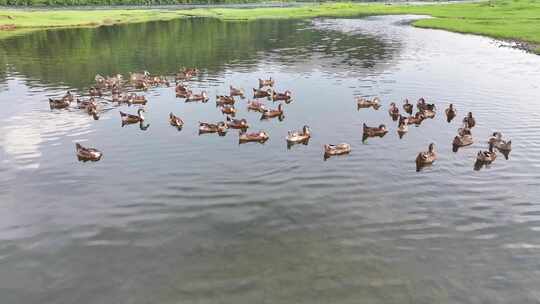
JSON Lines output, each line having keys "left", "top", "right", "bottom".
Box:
{"left": 353, "top": 95, "right": 512, "bottom": 170}
{"left": 48, "top": 68, "right": 512, "bottom": 171}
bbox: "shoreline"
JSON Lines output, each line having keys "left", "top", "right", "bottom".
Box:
{"left": 0, "top": 1, "right": 538, "bottom": 54}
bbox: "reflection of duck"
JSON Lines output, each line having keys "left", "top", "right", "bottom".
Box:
{"left": 239, "top": 130, "right": 269, "bottom": 144}
{"left": 169, "top": 112, "right": 184, "bottom": 130}
{"left": 76, "top": 143, "right": 102, "bottom": 162}
{"left": 120, "top": 108, "right": 145, "bottom": 125}
{"left": 416, "top": 143, "right": 437, "bottom": 171}
{"left": 286, "top": 126, "right": 311, "bottom": 144}
{"left": 324, "top": 143, "right": 351, "bottom": 159}
{"left": 445, "top": 104, "right": 456, "bottom": 122}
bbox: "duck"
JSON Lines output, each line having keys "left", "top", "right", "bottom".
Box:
{"left": 388, "top": 102, "right": 400, "bottom": 118}
{"left": 134, "top": 80, "right": 149, "bottom": 91}
{"left": 169, "top": 112, "right": 184, "bottom": 129}
{"left": 452, "top": 133, "right": 473, "bottom": 147}
{"left": 198, "top": 121, "right": 228, "bottom": 134}
{"left": 253, "top": 88, "right": 272, "bottom": 99}
{"left": 247, "top": 100, "right": 267, "bottom": 113}
{"left": 488, "top": 132, "right": 512, "bottom": 151}
{"left": 259, "top": 77, "right": 274, "bottom": 88}
{"left": 106, "top": 74, "right": 123, "bottom": 87}
{"left": 86, "top": 102, "right": 100, "bottom": 120}
{"left": 48, "top": 98, "right": 70, "bottom": 109}
{"left": 150, "top": 75, "right": 170, "bottom": 87}
{"left": 127, "top": 93, "right": 147, "bottom": 105}
{"left": 416, "top": 97, "right": 427, "bottom": 111}
{"left": 324, "top": 143, "right": 351, "bottom": 158}
{"left": 76, "top": 97, "right": 96, "bottom": 109}
{"left": 89, "top": 87, "right": 103, "bottom": 97}
{"left": 95, "top": 74, "right": 106, "bottom": 88}
{"left": 76, "top": 143, "right": 103, "bottom": 162}
{"left": 239, "top": 130, "right": 269, "bottom": 144}
{"left": 216, "top": 95, "right": 235, "bottom": 106}
{"left": 226, "top": 116, "right": 249, "bottom": 130}
{"left": 130, "top": 71, "right": 150, "bottom": 82}
{"left": 363, "top": 123, "right": 388, "bottom": 137}
{"left": 397, "top": 116, "right": 409, "bottom": 137}
{"left": 62, "top": 91, "right": 75, "bottom": 103}
{"left": 111, "top": 84, "right": 122, "bottom": 95}
{"left": 419, "top": 102, "right": 436, "bottom": 118}
{"left": 220, "top": 105, "right": 236, "bottom": 116}
{"left": 356, "top": 97, "right": 380, "bottom": 109}
{"left": 463, "top": 112, "right": 476, "bottom": 128}
{"left": 416, "top": 143, "right": 437, "bottom": 170}
{"left": 120, "top": 108, "right": 145, "bottom": 125}
{"left": 407, "top": 112, "right": 425, "bottom": 125}
{"left": 176, "top": 68, "right": 198, "bottom": 81}
{"left": 230, "top": 86, "right": 245, "bottom": 99}
{"left": 261, "top": 104, "right": 284, "bottom": 119}
{"left": 286, "top": 125, "right": 311, "bottom": 144}
{"left": 272, "top": 90, "right": 292, "bottom": 102}
{"left": 186, "top": 91, "right": 209, "bottom": 102}
{"left": 476, "top": 143, "right": 497, "bottom": 164}
{"left": 175, "top": 84, "right": 191, "bottom": 98}
{"left": 445, "top": 104, "right": 456, "bottom": 122}
{"left": 403, "top": 98, "right": 413, "bottom": 114}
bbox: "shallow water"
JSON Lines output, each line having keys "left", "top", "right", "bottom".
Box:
{"left": 0, "top": 15, "right": 539, "bottom": 304}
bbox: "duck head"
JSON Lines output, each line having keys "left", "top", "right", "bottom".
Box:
{"left": 428, "top": 143, "right": 435, "bottom": 152}
{"left": 303, "top": 125, "right": 311, "bottom": 135}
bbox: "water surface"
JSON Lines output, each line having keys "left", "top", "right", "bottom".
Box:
{"left": 1, "top": 16, "right": 540, "bottom": 304}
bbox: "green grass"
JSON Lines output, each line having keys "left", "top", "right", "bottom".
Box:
{"left": 1, "top": 0, "right": 539, "bottom": 53}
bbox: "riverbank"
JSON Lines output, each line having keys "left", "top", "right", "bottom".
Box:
{"left": 0, "top": 0, "right": 539, "bottom": 54}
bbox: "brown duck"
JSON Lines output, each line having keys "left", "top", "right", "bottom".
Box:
{"left": 261, "top": 104, "right": 284, "bottom": 119}
{"left": 226, "top": 116, "right": 249, "bottom": 130}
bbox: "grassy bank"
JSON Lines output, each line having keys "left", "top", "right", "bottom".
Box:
{"left": 0, "top": 0, "right": 539, "bottom": 53}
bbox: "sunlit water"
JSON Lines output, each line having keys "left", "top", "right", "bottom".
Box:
{"left": 1, "top": 16, "right": 539, "bottom": 304}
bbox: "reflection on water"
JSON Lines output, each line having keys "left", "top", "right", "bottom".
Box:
{"left": 1, "top": 15, "right": 540, "bottom": 304}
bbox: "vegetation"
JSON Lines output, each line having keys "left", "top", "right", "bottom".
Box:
{"left": 0, "top": 0, "right": 539, "bottom": 53}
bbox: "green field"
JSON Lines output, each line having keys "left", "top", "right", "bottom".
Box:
{"left": 1, "top": 0, "right": 539, "bottom": 53}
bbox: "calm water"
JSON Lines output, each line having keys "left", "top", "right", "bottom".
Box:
{"left": 1, "top": 16, "right": 540, "bottom": 304}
